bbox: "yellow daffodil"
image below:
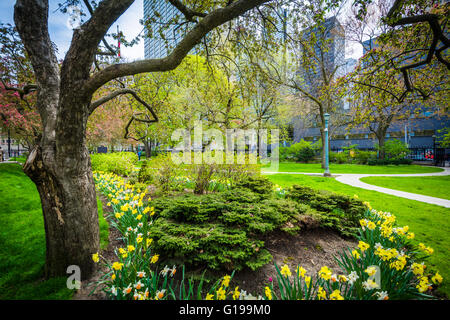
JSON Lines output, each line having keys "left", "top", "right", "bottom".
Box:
{"left": 280, "top": 264, "right": 292, "bottom": 278}
{"left": 318, "top": 266, "right": 332, "bottom": 281}
{"left": 112, "top": 262, "right": 123, "bottom": 271}
{"left": 265, "top": 286, "right": 272, "bottom": 300}
{"left": 151, "top": 254, "right": 159, "bottom": 264}
{"left": 222, "top": 275, "right": 231, "bottom": 287}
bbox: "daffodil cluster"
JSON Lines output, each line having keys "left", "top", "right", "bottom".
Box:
{"left": 268, "top": 205, "right": 442, "bottom": 300}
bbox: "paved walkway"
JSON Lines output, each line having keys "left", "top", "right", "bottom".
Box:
{"left": 263, "top": 167, "right": 450, "bottom": 208}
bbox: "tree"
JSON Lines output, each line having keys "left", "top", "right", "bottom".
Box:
{"left": 259, "top": 0, "right": 347, "bottom": 168}
{"left": 11, "top": 0, "right": 273, "bottom": 279}
{"left": 0, "top": 23, "right": 40, "bottom": 150}
{"left": 352, "top": 0, "right": 449, "bottom": 100}
{"left": 341, "top": 0, "right": 449, "bottom": 159}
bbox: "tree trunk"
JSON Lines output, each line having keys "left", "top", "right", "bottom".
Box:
{"left": 143, "top": 139, "right": 152, "bottom": 159}
{"left": 376, "top": 127, "right": 388, "bottom": 160}
{"left": 23, "top": 145, "right": 99, "bottom": 280}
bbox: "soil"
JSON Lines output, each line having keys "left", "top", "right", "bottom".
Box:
{"left": 232, "top": 229, "right": 356, "bottom": 296}
{"left": 72, "top": 195, "right": 356, "bottom": 299}
{"left": 72, "top": 194, "right": 122, "bottom": 300}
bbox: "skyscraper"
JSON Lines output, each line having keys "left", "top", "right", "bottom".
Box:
{"left": 143, "top": 0, "right": 181, "bottom": 59}
{"left": 298, "top": 16, "right": 345, "bottom": 96}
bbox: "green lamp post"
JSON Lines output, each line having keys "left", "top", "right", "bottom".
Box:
{"left": 324, "top": 113, "right": 331, "bottom": 177}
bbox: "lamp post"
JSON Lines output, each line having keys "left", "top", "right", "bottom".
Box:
{"left": 324, "top": 113, "right": 331, "bottom": 177}
{"left": 432, "top": 134, "right": 436, "bottom": 166}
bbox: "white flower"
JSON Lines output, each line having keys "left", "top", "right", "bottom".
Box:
{"left": 375, "top": 291, "right": 389, "bottom": 300}
{"left": 348, "top": 271, "right": 359, "bottom": 285}
{"left": 362, "top": 279, "right": 379, "bottom": 291}
{"left": 110, "top": 286, "right": 118, "bottom": 296}
{"left": 160, "top": 265, "right": 171, "bottom": 277}
{"left": 137, "top": 271, "right": 146, "bottom": 278}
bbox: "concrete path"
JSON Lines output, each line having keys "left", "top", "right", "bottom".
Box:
{"left": 263, "top": 167, "right": 450, "bottom": 208}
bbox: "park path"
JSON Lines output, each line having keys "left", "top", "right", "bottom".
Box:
{"left": 263, "top": 167, "right": 450, "bottom": 208}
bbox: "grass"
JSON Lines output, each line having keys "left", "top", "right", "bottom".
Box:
{"left": 0, "top": 163, "right": 109, "bottom": 300}
{"left": 266, "top": 173, "right": 450, "bottom": 298}
{"left": 262, "top": 162, "right": 444, "bottom": 174}
{"left": 360, "top": 176, "right": 450, "bottom": 200}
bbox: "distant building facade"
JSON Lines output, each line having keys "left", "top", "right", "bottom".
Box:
{"left": 292, "top": 24, "right": 450, "bottom": 164}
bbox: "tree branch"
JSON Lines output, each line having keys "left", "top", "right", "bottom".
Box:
{"left": 84, "top": 0, "right": 271, "bottom": 95}
{"left": 89, "top": 88, "right": 158, "bottom": 126}
{"left": 168, "top": 0, "right": 206, "bottom": 22}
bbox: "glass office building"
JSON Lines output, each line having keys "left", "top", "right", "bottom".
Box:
{"left": 143, "top": 0, "right": 182, "bottom": 59}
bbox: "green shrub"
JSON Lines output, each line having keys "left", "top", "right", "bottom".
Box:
{"left": 287, "top": 185, "right": 366, "bottom": 237}
{"left": 378, "top": 139, "right": 410, "bottom": 161}
{"left": 367, "top": 158, "right": 413, "bottom": 166}
{"left": 137, "top": 160, "right": 155, "bottom": 184}
{"left": 233, "top": 175, "right": 273, "bottom": 197}
{"left": 329, "top": 151, "right": 348, "bottom": 164}
{"left": 149, "top": 190, "right": 307, "bottom": 271}
{"left": 149, "top": 153, "right": 184, "bottom": 192}
{"left": 354, "top": 150, "right": 376, "bottom": 164}
{"left": 90, "top": 152, "right": 138, "bottom": 176}
{"left": 280, "top": 140, "right": 316, "bottom": 163}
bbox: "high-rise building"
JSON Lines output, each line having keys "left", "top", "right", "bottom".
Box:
{"left": 297, "top": 16, "right": 345, "bottom": 96}
{"left": 143, "top": 0, "right": 181, "bottom": 59}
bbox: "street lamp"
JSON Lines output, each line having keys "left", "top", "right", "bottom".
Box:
{"left": 324, "top": 113, "right": 331, "bottom": 177}
{"left": 432, "top": 134, "right": 436, "bottom": 166}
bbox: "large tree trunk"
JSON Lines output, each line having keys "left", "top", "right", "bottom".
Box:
{"left": 23, "top": 144, "right": 99, "bottom": 279}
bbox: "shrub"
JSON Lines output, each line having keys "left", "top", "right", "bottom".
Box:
{"left": 147, "top": 153, "right": 184, "bottom": 192}
{"left": 149, "top": 189, "right": 307, "bottom": 271}
{"left": 378, "top": 139, "right": 410, "bottom": 161}
{"left": 368, "top": 158, "right": 413, "bottom": 166}
{"left": 354, "top": 150, "right": 377, "bottom": 165}
{"left": 233, "top": 175, "right": 273, "bottom": 197}
{"left": 287, "top": 185, "right": 366, "bottom": 237}
{"left": 191, "top": 163, "right": 217, "bottom": 195}
{"left": 137, "top": 160, "right": 154, "bottom": 184}
{"left": 280, "top": 140, "right": 316, "bottom": 163}
{"left": 329, "top": 151, "right": 348, "bottom": 164}
{"left": 90, "top": 152, "right": 138, "bottom": 176}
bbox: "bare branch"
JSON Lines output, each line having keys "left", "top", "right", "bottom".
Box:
{"left": 168, "top": 0, "right": 206, "bottom": 22}
{"left": 89, "top": 88, "right": 158, "bottom": 125}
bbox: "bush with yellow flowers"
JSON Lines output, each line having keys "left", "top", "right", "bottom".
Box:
{"left": 92, "top": 171, "right": 442, "bottom": 300}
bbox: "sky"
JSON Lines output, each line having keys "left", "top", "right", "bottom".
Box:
{"left": 0, "top": 0, "right": 145, "bottom": 61}
{"left": 0, "top": 0, "right": 362, "bottom": 62}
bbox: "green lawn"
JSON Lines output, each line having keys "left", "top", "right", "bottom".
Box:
{"left": 263, "top": 162, "right": 444, "bottom": 174}
{"left": 0, "top": 163, "right": 109, "bottom": 300}
{"left": 360, "top": 176, "right": 450, "bottom": 200}
{"left": 266, "top": 173, "right": 450, "bottom": 298}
